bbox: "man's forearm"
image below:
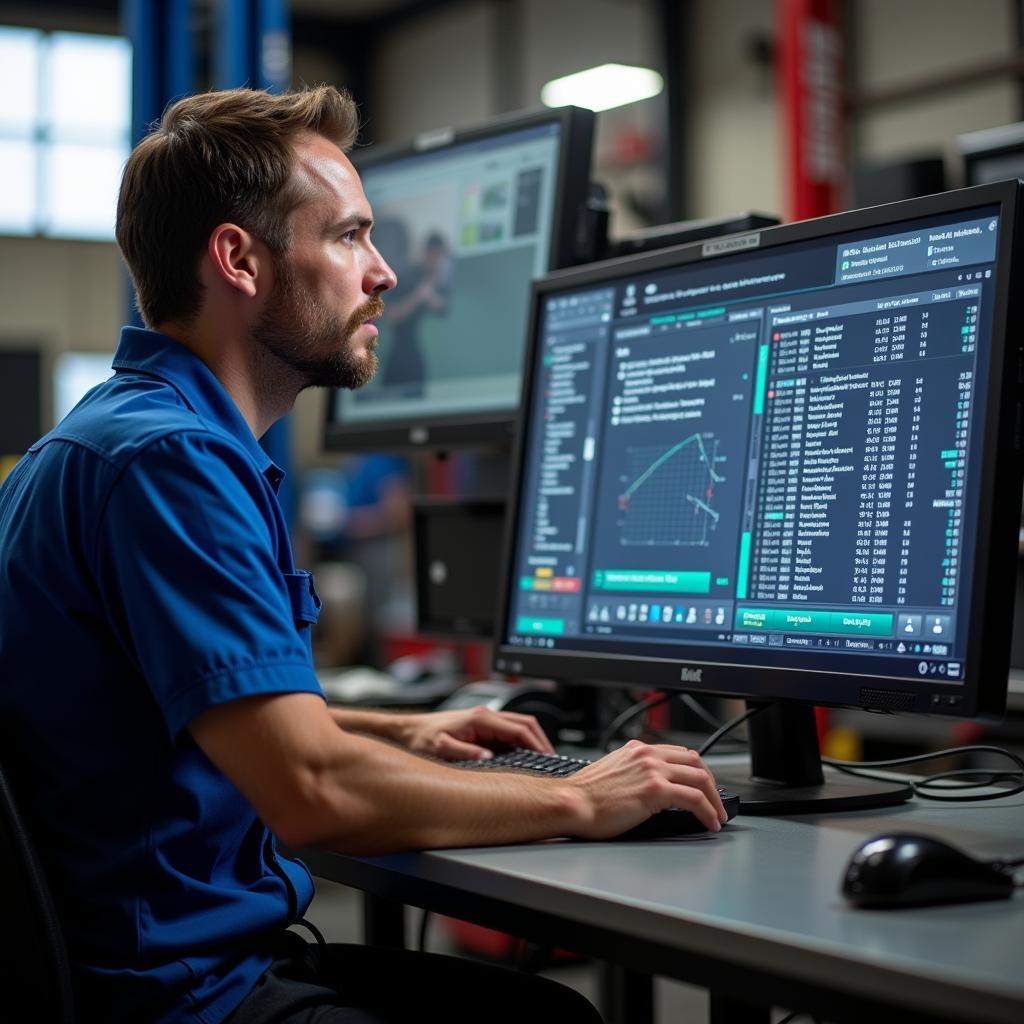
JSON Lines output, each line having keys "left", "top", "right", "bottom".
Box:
{"left": 328, "top": 705, "right": 414, "bottom": 745}
{"left": 192, "top": 694, "right": 725, "bottom": 855}
{"left": 298, "top": 727, "right": 590, "bottom": 854}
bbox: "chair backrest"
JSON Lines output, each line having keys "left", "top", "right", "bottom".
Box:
{"left": 0, "top": 759, "right": 76, "bottom": 1022}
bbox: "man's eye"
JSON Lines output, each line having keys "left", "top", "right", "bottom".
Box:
{"left": 339, "top": 230, "right": 357, "bottom": 245}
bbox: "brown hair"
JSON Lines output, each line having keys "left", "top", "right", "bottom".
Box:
{"left": 115, "top": 86, "right": 359, "bottom": 327}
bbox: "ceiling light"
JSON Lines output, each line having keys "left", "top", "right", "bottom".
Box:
{"left": 541, "top": 63, "right": 664, "bottom": 113}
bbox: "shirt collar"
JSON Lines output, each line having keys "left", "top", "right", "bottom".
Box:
{"left": 112, "top": 326, "right": 284, "bottom": 490}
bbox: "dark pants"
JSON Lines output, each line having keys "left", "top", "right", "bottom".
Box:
{"left": 227, "top": 932, "right": 604, "bottom": 1024}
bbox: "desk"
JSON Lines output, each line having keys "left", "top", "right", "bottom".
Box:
{"left": 300, "top": 793, "right": 1024, "bottom": 1024}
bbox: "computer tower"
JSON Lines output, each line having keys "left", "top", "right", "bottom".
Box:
{"left": 413, "top": 498, "right": 506, "bottom": 639}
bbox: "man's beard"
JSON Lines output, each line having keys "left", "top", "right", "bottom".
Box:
{"left": 251, "top": 260, "right": 385, "bottom": 390}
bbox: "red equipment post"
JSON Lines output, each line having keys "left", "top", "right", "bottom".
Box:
{"left": 778, "top": 0, "right": 847, "bottom": 221}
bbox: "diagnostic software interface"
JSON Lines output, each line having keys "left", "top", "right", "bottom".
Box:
{"left": 505, "top": 205, "right": 1004, "bottom": 692}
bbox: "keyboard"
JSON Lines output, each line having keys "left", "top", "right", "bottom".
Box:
{"left": 450, "top": 749, "right": 740, "bottom": 838}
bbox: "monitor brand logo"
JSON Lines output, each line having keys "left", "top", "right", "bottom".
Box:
{"left": 679, "top": 666, "right": 703, "bottom": 683}
{"left": 702, "top": 233, "right": 761, "bottom": 256}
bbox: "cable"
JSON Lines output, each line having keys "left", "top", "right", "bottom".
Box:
{"left": 293, "top": 917, "right": 326, "bottom": 946}
{"left": 598, "top": 691, "right": 726, "bottom": 752}
{"left": 680, "top": 694, "right": 724, "bottom": 732}
{"left": 915, "top": 768, "right": 1023, "bottom": 791}
{"left": 598, "top": 691, "right": 675, "bottom": 752}
{"left": 698, "top": 703, "right": 770, "bottom": 756}
{"left": 823, "top": 744, "right": 1024, "bottom": 802}
{"left": 417, "top": 909, "right": 431, "bottom": 952}
{"left": 596, "top": 696, "right": 1024, "bottom": 805}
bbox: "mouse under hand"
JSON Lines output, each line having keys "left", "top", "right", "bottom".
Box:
{"left": 841, "top": 832, "right": 1017, "bottom": 909}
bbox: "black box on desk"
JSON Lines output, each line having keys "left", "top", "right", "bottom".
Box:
{"left": 413, "top": 498, "right": 505, "bottom": 639}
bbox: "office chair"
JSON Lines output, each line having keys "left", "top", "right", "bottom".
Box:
{"left": 0, "top": 758, "right": 76, "bottom": 1022}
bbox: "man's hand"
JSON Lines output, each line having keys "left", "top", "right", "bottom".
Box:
{"left": 400, "top": 705, "right": 555, "bottom": 761}
{"left": 567, "top": 740, "right": 729, "bottom": 837}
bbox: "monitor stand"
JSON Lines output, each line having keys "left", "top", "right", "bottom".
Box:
{"left": 710, "top": 702, "right": 913, "bottom": 814}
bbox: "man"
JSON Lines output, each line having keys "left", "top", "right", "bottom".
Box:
{"left": 0, "top": 86, "right": 726, "bottom": 1024}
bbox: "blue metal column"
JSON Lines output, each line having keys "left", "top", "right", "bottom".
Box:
{"left": 212, "top": 0, "right": 291, "bottom": 108}
{"left": 121, "top": 0, "right": 196, "bottom": 325}
{"left": 123, "top": 0, "right": 194, "bottom": 146}
{"left": 213, "top": 0, "right": 254, "bottom": 89}
{"left": 256, "top": 0, "right": 291, "bottom": 92}
{"left": 213, "top": 0, "right": 296, "bottom": 527}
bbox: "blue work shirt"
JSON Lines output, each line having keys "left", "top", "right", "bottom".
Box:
{"left": 0, "top": 327, "right": 324, "bottom": 1023}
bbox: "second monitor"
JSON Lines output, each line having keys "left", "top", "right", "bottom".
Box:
{"left": 324, "top": 106, "right": 594, "bottom": 451}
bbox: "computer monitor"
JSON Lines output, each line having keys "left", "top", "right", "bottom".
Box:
{"left": 323, "top": 106, "right": 594, "bottom": 451}
{"left": 959, "top": 122, "right": 1024, "bottom": 186}
{"left": 494, "top": 181, "right": 1024, "bottom": 813}
{"left": 0, "top": 350, "right": 41, "bottom": 457}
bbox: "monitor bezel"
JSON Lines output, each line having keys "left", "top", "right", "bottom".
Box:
{"left": 493, "top": 181, "right": 1024, "bottom": 720}
{"left": 323, "top": 105, "right": 595, "bottom": 453}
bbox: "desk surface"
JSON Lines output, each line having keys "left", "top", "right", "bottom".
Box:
{"left": 301, "top": 792, "right": 1024, "bottom": 1024}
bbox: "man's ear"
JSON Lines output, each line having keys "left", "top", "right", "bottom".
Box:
{"left": 206, "top": 223, "right": 264, "bottom": 299}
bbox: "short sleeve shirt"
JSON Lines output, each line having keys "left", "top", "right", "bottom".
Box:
{"left": 0, "top": 327, "right": 323, "bottom": 1024}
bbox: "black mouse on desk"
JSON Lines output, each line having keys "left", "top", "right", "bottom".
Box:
{"left": 841, "top": 833, "right": 1017, "bottom": 909}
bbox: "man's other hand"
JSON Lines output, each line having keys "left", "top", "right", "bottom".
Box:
{"left": 401, "top": 706, "right": 555, "bottom": 761}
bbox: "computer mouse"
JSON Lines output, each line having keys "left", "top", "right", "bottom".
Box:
{"left": 841, "top": 833, "right": 1016, "bottom": 909}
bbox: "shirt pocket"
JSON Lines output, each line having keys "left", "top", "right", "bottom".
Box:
{"left": 282, "top": 569, "right": 322, "bottom": 654}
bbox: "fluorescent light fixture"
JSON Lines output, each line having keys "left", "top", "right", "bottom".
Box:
{"left": 541, "top": 63, "right": 664, "bottom": 113}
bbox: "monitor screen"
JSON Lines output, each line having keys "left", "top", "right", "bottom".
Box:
{"left": 324, "top": 106, "right": 594, "bottom": 451}
{"left": 495, "top": 183, "right": 1023, "bottom": 811}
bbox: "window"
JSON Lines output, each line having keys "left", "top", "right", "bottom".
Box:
{"left": 0, "top": 27, "right": 131, "bottom": 241}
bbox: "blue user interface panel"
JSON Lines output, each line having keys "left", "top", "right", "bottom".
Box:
{"left": 505, "top": 207, "right": 1002, "bottom": 691}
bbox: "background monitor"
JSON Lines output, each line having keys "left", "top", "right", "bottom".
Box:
{"left": 851, "top": 157, "right": 947, "bottom": 208}
{"left": 959, "top": 122, "right": 1024, "bottom": 186}
{"left": 494, "top": 181, "right": 1023, "bottom": 813}
{"left": 324, "top": 106, "right": 594, "bottom": 452}
{"left": 0, "top": 349, "right": 41, "bottom": 456}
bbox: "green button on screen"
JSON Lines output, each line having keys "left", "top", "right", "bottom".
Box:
{"left": 593, "top": 569, "right": 711, "bottom": 594}
{"left": 516, "top": 617, "right": 565, "bottom": 636}
{"left": 829, "top": 612, "right": 894, "bottom": 636}
{"left": 735, "top": 609, "right": 771, "bottom": 630}
{"left": 772, "top": 609, "right": 830, "bottom": 632}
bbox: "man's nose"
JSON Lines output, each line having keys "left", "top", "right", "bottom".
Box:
{"left": 367, "top": 252, "right": 397, "bottom": 295}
